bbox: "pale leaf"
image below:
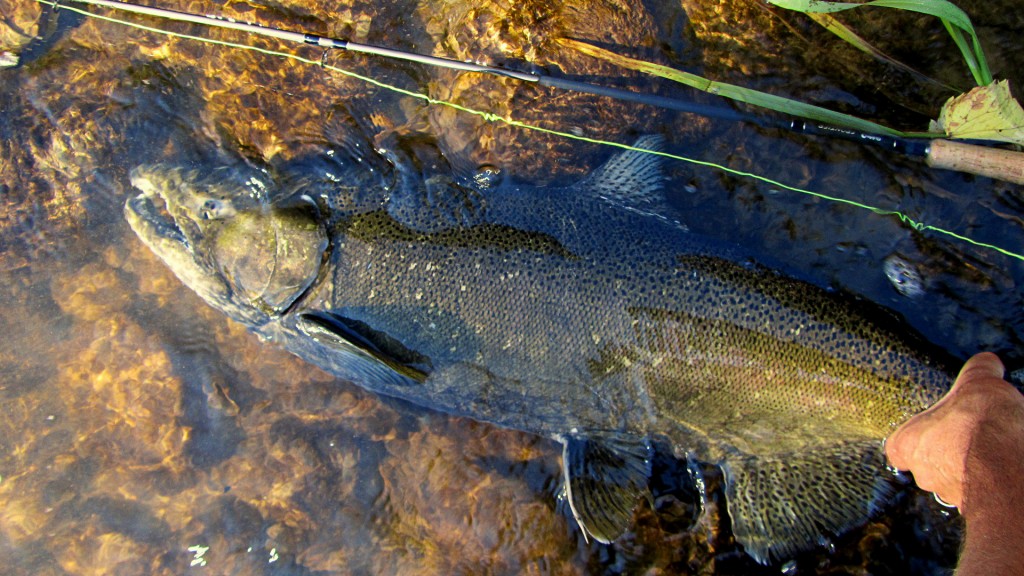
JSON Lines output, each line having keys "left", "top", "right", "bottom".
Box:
{"left": 930, "top": 80, "right": 1024, "bottom": 145}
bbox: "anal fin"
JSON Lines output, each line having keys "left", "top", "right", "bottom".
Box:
{"left": 722, "top": 439, "right": 897, "bottom": 564}
{"left": 561, "top": 433, "right": 653, "bottom": 543}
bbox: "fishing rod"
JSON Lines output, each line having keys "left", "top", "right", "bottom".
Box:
{"left": 60, "top": 0, "right": 1024, "bottom": 185}
{"left": 57, "top": 0, "right": 753, "bottom": 120}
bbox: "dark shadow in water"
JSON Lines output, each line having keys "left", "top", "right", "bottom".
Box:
{"left": 12, "top": 1, "right": 86, "bottom": 68}
{"left": 126, "top": 288, "right": 267, "bottom": 468}
{"left": 75, "top": 495, "right": 173, "bottom": 542}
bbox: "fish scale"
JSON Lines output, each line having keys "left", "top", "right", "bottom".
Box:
{"left": 124, "top": 135, "right": 953, "bottom": 564}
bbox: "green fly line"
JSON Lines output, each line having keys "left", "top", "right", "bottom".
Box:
{"left": 34, "top": 0, "right": 1024, "bottom": 262}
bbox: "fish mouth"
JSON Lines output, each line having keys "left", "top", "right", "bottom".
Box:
{"left": 125, "top": 191, "right": 188, "bottom": 247}
{"left": 123, "top": 165, "right": 217, "bottom": 290}
{"left": 124, "top": 166, "right": 205, "bottom": 253}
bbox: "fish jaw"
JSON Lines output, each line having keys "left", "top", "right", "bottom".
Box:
{"left": 124, "top": 176, "right": 235, "bottom": 314}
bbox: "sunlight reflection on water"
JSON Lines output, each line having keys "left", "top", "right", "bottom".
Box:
{"left": 2, "top": 0, "right": 1021, "bottom": 573}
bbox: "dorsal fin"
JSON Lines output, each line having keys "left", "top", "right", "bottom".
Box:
{"left": 722, "top": 439, "right": 897, "bottom": 564}
{"left": 561, "top": 432, "right": 653, "bottom": 543}
{"left": 573, "top": 135, "right": 665, "bottom": 210}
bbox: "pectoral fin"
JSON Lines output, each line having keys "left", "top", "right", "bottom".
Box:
{"left": 297, "top": 311, "right": 430, "bottom": 384}
{"left": 560, "top": 433, "right": 653, "bottom": 543}
{"left": 721, "top": 439, "right": 897, "bottom": 564}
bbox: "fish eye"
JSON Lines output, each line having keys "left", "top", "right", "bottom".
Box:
{"left": 199, "top": 198, "right": 236, "bottom": 220}
{"left": 203, "top": 199, "right": 221, "bottom": 218}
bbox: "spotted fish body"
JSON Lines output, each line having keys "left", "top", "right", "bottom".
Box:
{"left": 125, "top": 136, "right": 952, "bottom": 563}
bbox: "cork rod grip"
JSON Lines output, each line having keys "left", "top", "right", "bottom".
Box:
{"left": 926, "top": 139, "right": 1024, "bottom": 185}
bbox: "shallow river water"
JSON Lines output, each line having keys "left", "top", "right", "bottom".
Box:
{"left": 1, "top": 0, "right": 1022, "bottom": 573}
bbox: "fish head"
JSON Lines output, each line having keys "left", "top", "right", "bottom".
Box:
{"left": 125, "top": 164, "right": 327, "bottom": 325}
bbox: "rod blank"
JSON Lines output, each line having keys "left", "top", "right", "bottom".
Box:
{"left": 65, "top": 0, "right": 540, "bottom": 80}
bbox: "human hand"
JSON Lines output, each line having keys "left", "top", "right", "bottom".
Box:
{"left": 885, "top": 352, "right": 1024, "bottom": 513}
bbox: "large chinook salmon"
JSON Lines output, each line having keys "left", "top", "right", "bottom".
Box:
{"left": 124, "top": 136, "right": 953, "bottom": 563}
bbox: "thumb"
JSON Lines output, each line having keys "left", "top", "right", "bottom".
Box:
{"left": 884, "top": 413, "right": 920, "bottom": 470}
{"left": 885, "top": 352, "right": 1005, "bottom": 470}
{"left": 918, "top": 352, "right": 1004, "bottom": 415}
{"left": 952, "top": 352, "right": 1005, "bottom": 388}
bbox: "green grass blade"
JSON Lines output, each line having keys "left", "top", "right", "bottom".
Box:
{"left": 768, "top": 0, "right": 992, "bottom": 85}
{"left": 806, "top": 12, "right": 957, "bottom": 91}
{"left": 941, "top": 20, "right": 984, "bottom": 86}
{"left": 766, "top": 0, "right": 861, "bottom": 13}
{"left": 559, "top": 38, "right": 910, "bottom": 136}
{"left": 966, "top": 22, "right": 992, "bottom": 85}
